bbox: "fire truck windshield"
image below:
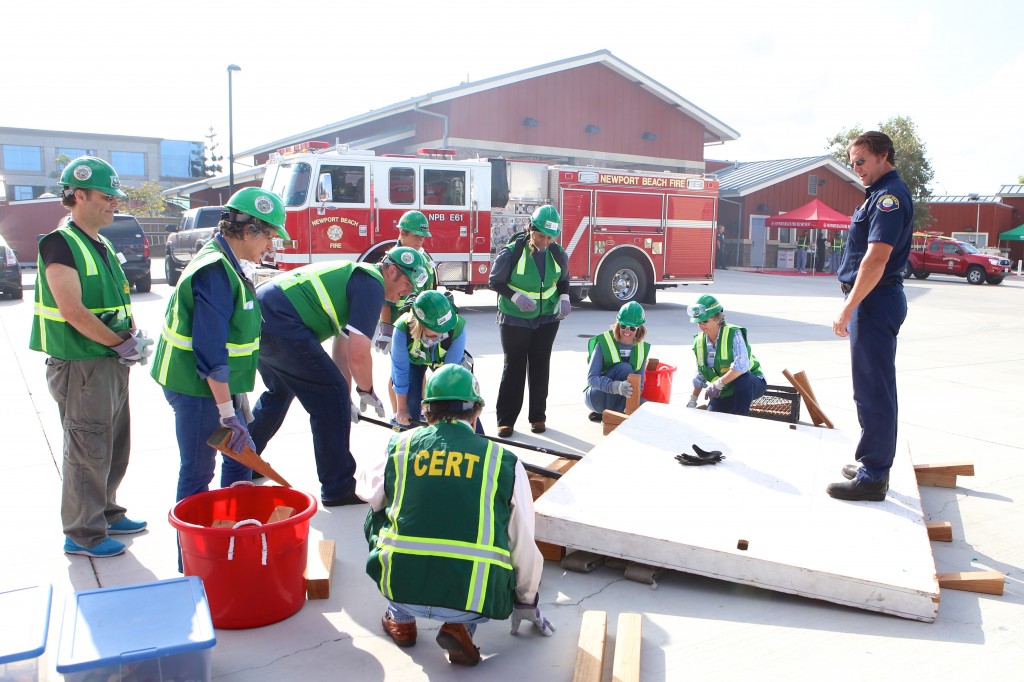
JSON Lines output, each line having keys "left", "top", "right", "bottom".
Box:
{"left": 264, "top": 162, "right": 313, "bottom": 207}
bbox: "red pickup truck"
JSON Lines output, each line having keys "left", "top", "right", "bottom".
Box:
{"left": 904, "top": 232, "right": 1011, "bottom": 285}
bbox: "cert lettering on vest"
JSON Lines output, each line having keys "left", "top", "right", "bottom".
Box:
{"left": 413, "top": 450, "right": 481, "bottom": 478}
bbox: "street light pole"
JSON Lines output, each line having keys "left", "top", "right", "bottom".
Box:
{"left": 227, "top": 64, "right": 241, "bottom": 196}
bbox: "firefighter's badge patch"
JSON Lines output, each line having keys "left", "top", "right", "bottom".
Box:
{"left": 878, "top": 195, "right": 900, "bottom": 212}
{"left": 254, "top": 196, "right": 274, "bottom": 214}
{"left": 327, "top": 225, "right": 342, "bottom": 241}
{"left": 73, "top": 165, "right": 92, "bottom": 181}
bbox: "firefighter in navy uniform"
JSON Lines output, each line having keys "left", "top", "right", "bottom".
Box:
{"left": 828, "top": 131, "right": 913, "bottom": 502}
{"left": 31, "top": 156, "right": 154, "bottom": 558}
{"left": 489, "top": 205, "right": 571, "bottom": 437}
{"left": 584, "top": 301, "right": 651, "bottom": 421}
{"left": 358, "top": 365, "right": 553, "bottom": 666}
{"left": 685, "top": 294, "right": 767, "bottom": 415}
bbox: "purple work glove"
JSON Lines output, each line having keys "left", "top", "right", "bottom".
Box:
{"left": 705, "top": 379, "right": 725, "bottom": 400}
{"left": 511, "top": 292, "right": 537, "bottom": 313}
{"left": 510, "top": 594, "right": 555, "bottom": 636}
{"left": 217, "top": 401, "right": 250, "bottom": 453}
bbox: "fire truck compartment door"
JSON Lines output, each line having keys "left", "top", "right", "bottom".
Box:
{"left": 560, "top": 188, "right": 593, "bottom": 281}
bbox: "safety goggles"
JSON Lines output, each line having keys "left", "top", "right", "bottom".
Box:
{"left": 687, "top": 303, "right": 709, "bottom": 319}
{"left": 850, "top": 158, "right": 866, "bottom": 168}
{"left": 621, "top": 325, "right": 640, "bottom": 332}
{"left": 93, "top": 191, "right": 118, "bottom": 203}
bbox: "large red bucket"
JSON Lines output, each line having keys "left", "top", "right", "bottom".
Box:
{"left": 169, "top": 486, "right": 317, "bottom": 629}
{"left": 641, "top": 362, "right": 676, "bottom": 404}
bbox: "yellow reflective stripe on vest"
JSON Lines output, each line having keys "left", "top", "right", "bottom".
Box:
{"left": 719, "top": 326, "right": 735, "bottom": 364}
{"left": 61, "top": 228, "right": 99, "bottom": 276}
{"left": 634, "top": 342, "right": 648, "bottom": 372}
{"left": 279, "top": 271, "right": 342, "bottom": 335}
{"left": 598, "top": 331, "right": 621, "bottom": 364}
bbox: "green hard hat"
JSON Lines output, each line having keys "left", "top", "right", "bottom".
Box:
{"left": 412, "top": 290, "right": 456, "bottom": 333}
{"left": 422, "top": 364, "right": 484, "bottom": 408}
{"left": 617, "top": 301, "right": 646, "bottom": 327}
{"left": 688, "top": 294, "right": 723, "bottom": 323}
{"left": 383, "top": 245, "right": 429, "bottom": 292}
{"left": 225, "top": 187, "right": 290, "bottom": 240}
{"left": 398, "top": 210, "right": 432, "bottom": 237}
{"left": 530, "top": 205, "right": 561, "bottom": 237}
{"left": 60, "top": 156, "right": 127, "bottom": 198}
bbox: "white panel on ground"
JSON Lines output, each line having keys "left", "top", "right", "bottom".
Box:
{"left": 534, "top": 402, "right": 940, "bottom": 622}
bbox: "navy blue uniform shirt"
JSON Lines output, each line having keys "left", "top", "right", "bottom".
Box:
{"left": 837, "top": 169, "right": 913, "bottom": 285}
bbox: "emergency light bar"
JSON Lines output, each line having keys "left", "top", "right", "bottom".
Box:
{"left": 417, "top": 147, "right": 457, "bottom": 158}
{"left": 275, "top": 141, "right": 330, "bottom": 156}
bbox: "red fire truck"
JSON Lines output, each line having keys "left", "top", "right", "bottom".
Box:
{"left": 262, "top": 142, "right": 718, "bottom": 308}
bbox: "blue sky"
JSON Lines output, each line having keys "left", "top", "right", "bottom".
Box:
{"left": 5, "top": 0, "right": 1021, "bottom": 195}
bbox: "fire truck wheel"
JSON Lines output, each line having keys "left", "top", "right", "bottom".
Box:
{"left": 966, "top": 266, "right": 985, "bottom": 285}
{"left": 591, "top": 254, "right": 647, "bottom": 310}
{"left": 913, "top": 270, "right": 929, "bottom": 280}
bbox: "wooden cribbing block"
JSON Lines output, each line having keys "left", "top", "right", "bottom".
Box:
{"left": 267, "top": 506, "right": 294, "bottom": 523}
{"left": 211, "top": 519, "right": 234, "bottom": 528}
{"left": 537, "top": 541, "right": 566, "bottom": 562}
{"left": 573, "top": 610, "right": 608, "bottom": 682}
{"left": 936, "top": 571, "right": 1004, "bottom": 596}
{"left": 612, "top": 612, "right": 643, "bottom": 682}
{"left": 782, "top": 369, "right": 833, "bottom": 428}
{"left": 926, "top": 521, "right": 953, "bottom": 542}
{"left": 602, "top": 409, "right": 627, "bottom": 435}
{"left": 305, "top": 539, "right": 336, "bottom": 600}
{"left": 625, "top": 374, "right": 641, "bottom": 415}
{"left": 914, "top": 462, "right": 975, "bottom": 488}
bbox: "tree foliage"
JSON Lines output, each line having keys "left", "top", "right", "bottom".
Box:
{"left": 826, "top": 115, "right": 935, "bottom": 230}
{"left": 191, "top": 126, "right": 224, "bottom": 178}
{"left": 46, "top": 153, "right": 73, "bottom": 195}
{"left": 119, "top": 182, "right": 166, "bottom": 217}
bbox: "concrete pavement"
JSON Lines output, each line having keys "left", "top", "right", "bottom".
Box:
{"left": 2, "top": 269, "right": 1022, "bottom": 681}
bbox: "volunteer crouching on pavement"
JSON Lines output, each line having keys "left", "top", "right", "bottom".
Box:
{"left": 247, "top": 246, "right": 428, "bottom": 507}
{"left": 686, "top": 294, "right": 766, "bottom": 415}
{"left": 151, "top": 188, "right": 289, "bottom": 507}
{"left": 390, "top": 289, "right": 477, "bottom": 430}
{"left": 489, "top": 205, "right": 571, "bottom": 437}
{"left": 31, "top": 156, "right": 153, "bottom": 558}
{"left": 584, "top": 301, "right": 650, "bottom": 422}
{"left": 357, "top": 365, "right": 553, "bottom": 667}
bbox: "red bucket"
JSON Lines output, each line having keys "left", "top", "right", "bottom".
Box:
{"left": 169, "top": 486, "right": 317, "bottom": 629}
{"left": 641, "top": 362, "right": 676, "bottom": 404}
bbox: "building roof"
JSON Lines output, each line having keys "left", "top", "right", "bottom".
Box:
{"left": 160, "top": 166, "right": 264, "bottom": 198}
{"left": 927, "top": 194, "right": 1002, "bottom": 204}
{"left": 711, "top": 156, "right": 860, "bottom": 197}
{"left": 996, "top": 184, "right": 1024, "bottom": 196}
{"left": 239, "top": 50, "right": 740, "bottom": 157}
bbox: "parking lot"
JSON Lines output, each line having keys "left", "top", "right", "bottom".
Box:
{"left": 2, "top": 269, "right": 1022, "bottom": 681}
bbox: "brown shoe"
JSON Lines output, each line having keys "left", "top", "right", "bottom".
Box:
{"left": 382, "top": 613, "right": 417, "bottom": 647}
{"left": 436, "top": 623, "right": 481, "bottom": 666}
{"left": 496, "top": 425, "right": 513, "bottom": 438}
{"left": 530, "top": 422, "right": 546, "bottom": 433}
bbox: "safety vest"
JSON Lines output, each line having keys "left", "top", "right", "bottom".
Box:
{"left": 30, "top": 224, "right": 133, "bottom": 360}
{"left": 587, "top": 330, "right": 650, "bottom": 374}
{"left": 388, "top": 248, "right": 436, "bottom": 321}
{"left": 833, "top": 235, "right": 845, "bottom": 252}
{"left": 394, "top": 312, "right": 466, "bottom": 369}
{"left": 692, "top": 324, "right": 763, "bottom": 398}
{"left": 150, "top": 241, "right": 261, "bottom": 396}
{"left": 274, "top": 261, "right": 385, "bottom": 342}
{"left": 496, "top": 234, "right": 562, "bottom": 319}
{"left": 365, "top": 420, "right": 517, "bottom": 620}
{"left": 797, "top": 234, "right": 809, "bottom": 250}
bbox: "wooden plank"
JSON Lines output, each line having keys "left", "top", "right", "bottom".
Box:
{"left": 915, "top": 472, "right": 957, "bottom": 488}
{"left": 305, "top": 539, "right": 336, "bottom": 600}
{"left": 937, "top": 571, "right": 1004, "bottom": 596}
{"left": 611, "top": 613, "right": 643, "bottom": 682}
{"left": 573, "top": 610, "right": 608, "bottom": 682}
{"left": 926, "top": 521, "right": 953, "bottom": 542}
{"left": 207, "top": 426, "right": 293, "bottom": 487}
{"left": 625, "top": 374, "right": 641, "bottom": 415}
{"left": 537, "top": 540, "right": 566, "bottom": 562}
{"left": 535, "top": 402, "right": 940, "bottom": 622}
{"left": 211, "top": 519, "right": 235, "bottom": 528}
{"left": 782, "top": 369, "right": 834, "bottom": 428}
{"left": 914, "top": 462, "right": 975, "bottom": 476}
{"left": 267, "top": 506, "right": 295, "bottom": 523}
{"left": 602, "top": 409, "right": 627, "bottom": 436}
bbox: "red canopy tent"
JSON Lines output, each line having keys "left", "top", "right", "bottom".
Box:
{"left": 765, "top": 199, "right": 851, "bottom": 275}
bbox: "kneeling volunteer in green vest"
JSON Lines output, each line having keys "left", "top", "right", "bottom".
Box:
{"left": 248, "top": 246, "right": 428, "bottom": 508}
{"left": 686, "top": 294, "right": 767, "bottom": 415}
{"left": 358, "top": 365, "right": 553, "bottom": 666}
{"left": 584, "top": 301, "right": 651, "bottom": 422}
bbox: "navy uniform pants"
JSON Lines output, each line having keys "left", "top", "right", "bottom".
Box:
{"left": 849, "top": 285, "right": 908, "bottom": 483}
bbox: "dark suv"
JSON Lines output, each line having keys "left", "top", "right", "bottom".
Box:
{"left": 165, "top": 206, "right": 222, "bottom": 286}
{"left": 0, "top": 232, "right": 23, "bottom": 299}
{"left": 99, "top": 214, "right": 152, "bottom": 293}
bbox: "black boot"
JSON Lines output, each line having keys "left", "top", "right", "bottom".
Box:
{"left": 826, "top": 474, "right": 888, "bottom": 502}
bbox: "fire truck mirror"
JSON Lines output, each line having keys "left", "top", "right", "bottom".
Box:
{"left": 318, "top": 173, "right": 333, "bottom": 203}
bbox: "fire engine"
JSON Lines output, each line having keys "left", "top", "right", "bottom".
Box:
{"left": 261, "top": 142, "right": 718, "bottom": 308}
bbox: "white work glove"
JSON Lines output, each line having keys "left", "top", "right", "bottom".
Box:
{"left": 610, "top": 380, "right": 634, "bottom": 397}
{"left": 112, "top": 330, "right": 154, "bottom": 366}
{"left": 705, "top": 379, "right": 725, "bottom": 400}
{"left": 511, "top": 595, "right": 555, "bottom": 636}
{"left": 557, "top": 295, "right": 571, "bottom": 320}
{"left": 357, "top": 387, "right": 385, "bottom": 418}
{"left": 511, "top": 292, "right": 537, "bottom": 313}
{"left": 372, "top": 322, "right": 395, "bottom": 354}
{"left": 350, "top": 402, "right": 360, "bottom": 424}
{"left": 686, "top": 397, "right": 698, "bottom": 409}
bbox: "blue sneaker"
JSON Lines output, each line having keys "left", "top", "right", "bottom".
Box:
{"left": 64, "top": 537, "right": 126, "bottom": 558}
{"left": 108, "top": 517, "right": 148, "bottom": 535}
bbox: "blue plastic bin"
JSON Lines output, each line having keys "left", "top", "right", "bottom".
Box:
{"left": 0, "top": 584, "right": 51, "bottom": 682}
{"left": 57, "top": 577, "right": 216, "bottom": 682}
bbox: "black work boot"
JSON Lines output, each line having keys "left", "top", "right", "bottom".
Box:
{"left": 826, "top": 474, "right": 889, "bottom": 502}
{"left": 841, "top": 464, "right": 860, "bottom": 480}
